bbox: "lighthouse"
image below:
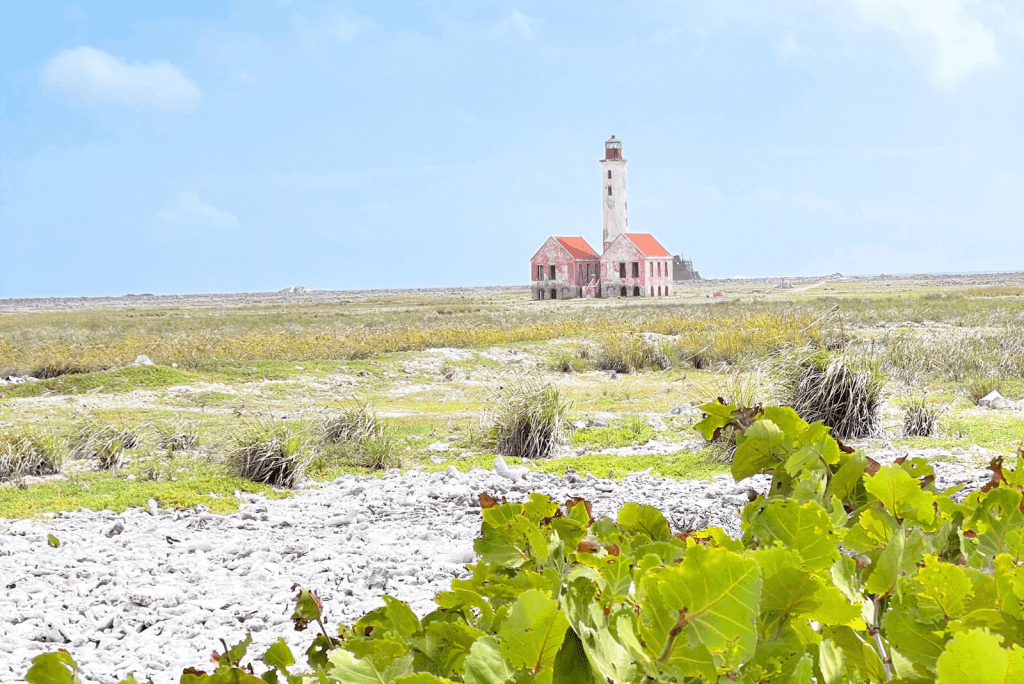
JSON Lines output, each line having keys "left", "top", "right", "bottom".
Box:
{"left": 600, "top": 135, "right": 628, "bottom": 251}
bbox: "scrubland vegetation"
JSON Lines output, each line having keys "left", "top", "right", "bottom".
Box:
{"left": 1, "top": 279, "right": 1023, "bottom": 517}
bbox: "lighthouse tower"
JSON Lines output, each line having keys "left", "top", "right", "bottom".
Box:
{"left": 600, "top": 135, "right": 628, "bottom": 251}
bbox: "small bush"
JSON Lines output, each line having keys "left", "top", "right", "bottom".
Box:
{"left": 0, "top": 427, "right": 64, "bottom": 481}
{"left": 319, "top": 405, "right": 399, "bottom": 470}
{"left": 593, "top": 335, "right": 671, "bottom": 373}
{"left": 788, "top": 355, "right": 882, "bottom": 440}
{"left": 155, "top": 418, "right": 199, "bottom": 453}
{"left": 229, "top": 420, "right": 309, "bottom": 487}
{"left": 484, "top": 379, "right": 571, "bottom": 459}
{"left": 70, "top": 422, "right": 140, "bottom": 470}
{"left": 31, "top": 362, "right": 95, "bottom": 379}
{"left": 550, "top": 352, "right": 588, "bottom": 374}
{"left": 903, "top": 401, "right": 940, "bottom": 437}
{"left": 967, "top": 376, "right": 1003, "bottom": 404}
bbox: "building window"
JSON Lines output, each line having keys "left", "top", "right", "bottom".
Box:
{"left": 657, "top": 262, "right": 661, "bottom": 276}
{"left": 607, "top": 170, "right": 612, "bottom": 179}
{"left": 632, "top": 262, "right": 639, "bottom": 278}
{"left": 619, "top": 262, "right": 626, "bottom": 278}
{"left": 536, "top": 264, "right": 543, "bottom": 281}
{"left": 549, "top": 265, "right": 556, "bottom": 280}
{"left": 607, "top": 186, "right": 612, "bottom": 196}
{"left": 651, "top": 287, "right": 654, "bottom": 297}
{"left": 650, "top": 262, "right": 654, "bottom": 277}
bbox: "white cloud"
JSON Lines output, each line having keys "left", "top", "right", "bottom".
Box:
{"left": 493, "top": 10, "right": 541, "bottom": 40}
{"left": 41, "top": 46, "right": 202, "bottom": 112}
{"left": 151, "top": 191, "right": 239, "bottom": 242}
{"left": 839, "top": 0, "right": 1000, "bottom": 89}
{"left": 329, "top": 16, "right": 371, "bottom": 42}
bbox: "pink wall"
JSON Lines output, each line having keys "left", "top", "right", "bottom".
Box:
{"left": 530, "top": 237, "right": 600, "bottom": 299}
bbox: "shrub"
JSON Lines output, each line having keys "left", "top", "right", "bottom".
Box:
{"left": 70, "top": 422, "right": 140, "bottom": 470}
{"left": 593, "top": 334, "right": 671, "bottom": 373}
{"left": 31, "top": 362, "right": 94, "bottom": 379}
{"left": 154, "top": 418, "right": 199, "bottom": 453}
{"left": 484, "top": 379, "right": 571, "bottom": 459}
{"left": 228, "top": 420, "right": 309, "bottom": 487}
{"left": 903, "top": 400, "right": 941, "bottom": 437}
{"left": 0, "top": 426, "right": 64, "bottom": 481}
{"left": 319, "top": 405, "right": 399, "bottom": 470}
{"left": 788, "top": 354, "right": 882, "bottom": 440}
{"left": 967, "top": 376, "right": 1003, "bottom": 404}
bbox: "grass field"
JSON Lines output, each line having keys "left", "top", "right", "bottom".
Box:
{"left": 2, "top": 275, "right": 1023, "bottom": 518}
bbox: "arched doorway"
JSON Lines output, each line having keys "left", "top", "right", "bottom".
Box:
{"left": 620, "top": 287, "right": 627, "bottom": 297}
{"left": 658, "top": 286, "right": 662, "bottom": 296}
{"left": 633, "top": 286, "right": 641, "bottom": 297}
{"left": 551, "top": 288, "right": 557, "bottom": 300}
{"left": 651, "top": 287, "right": 654, "bottom": 297}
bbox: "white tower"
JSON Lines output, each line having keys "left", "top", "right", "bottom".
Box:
{"left": 600, "top": 135, "right": 628, "bottom": 251}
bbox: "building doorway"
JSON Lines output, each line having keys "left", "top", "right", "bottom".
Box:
{"left": 620, "top": 287, "right": 627, "bottom": 297}
{"left": 633, "top": 286, "right": 641, "bottom": 297}
{"left": 551, "top": 288, "right": 557, "bottom": 300}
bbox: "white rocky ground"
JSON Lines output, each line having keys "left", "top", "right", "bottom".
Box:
{"left": 0, "top": 452, "right": 995, "bottom": 684}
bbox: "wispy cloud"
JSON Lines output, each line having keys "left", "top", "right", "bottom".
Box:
{"left": 837, "top": 0, "right": 1000, "bottom": 89}
{"left": 41, "top": 46, "right": 201, "bottom": 112}
{"left": 150, "top": 192, "right": 238, "bottom": 243}
{"left": 328, "top": 15, "right": 373, "bottom": 42}
{"left": 497, "top": 10, "right": 541, "bottom": 40}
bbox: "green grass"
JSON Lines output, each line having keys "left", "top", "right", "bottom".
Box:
{"left": 0, "top": 365, "right": 192, "bottom": 398}
{"left": 532, "top": 450, "right": 729, "bottom": 481}
{"left": 570, "top": 417, "right": 656, "bottom": 449}
{"left": 0, "top": 469, "right": 289, "bottom": 518}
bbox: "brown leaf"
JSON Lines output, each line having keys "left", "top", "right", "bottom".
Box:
{"left": 576, "top": 540, "right": 599, "bottom": 554}
{"left": 864, "top": 457, "right": 881, "bottom": 477}
{"left": 479, "top": 491, "right": 503, "bottom": 507}
{"left": 980, "top": 456, "right": 1006, "bottom": 493}
{"left": 565, "top": 497, "right": 593, "bottom": 524}
{"left": 730, "top": 405, "right": 764, "bottom": 432}
{"left": 835, "top": 438, "right": 855, "bottom": 454}
{"left": 604, "top": 543, "right": 621, "bottom": 557}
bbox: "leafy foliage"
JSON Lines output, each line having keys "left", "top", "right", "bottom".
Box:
{"left": 28, "top": 401, "right": 1024, "bottom": 683}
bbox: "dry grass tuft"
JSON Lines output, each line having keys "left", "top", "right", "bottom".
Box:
{"left": 484, "top": 378, "right": 572, "bottom": 459}
{"left": 70, "top": 422, "right": 140, "bottom": 470}
{"left": 0, "top": 426, "right": 64, "bottom": 481}
{"left": 154, "top": 418, "right": 199, "bottom": 454}
{"left": 228, "top": 420, "right": 309, "bottom": 487}
{"left": 319, "top": 405, "right": 399, "bottom": 470}
{"left": 903, "top": 400, "right": 941, "bottom": 438}
{"left": 789, "top": 356, "right": 883, "bottom": 440}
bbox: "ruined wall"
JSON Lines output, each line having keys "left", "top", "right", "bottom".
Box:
{"left": 598, "top": 236, "right": 674, "bottom": 298}
{"left": 673, "top": 255, "right": 702, "bottom": 281}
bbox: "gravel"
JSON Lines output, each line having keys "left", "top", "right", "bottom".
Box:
{"left": 0, "top": 452, "right": 994, "bottom": 683}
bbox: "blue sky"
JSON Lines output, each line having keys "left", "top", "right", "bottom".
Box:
{"left": 1, "top": 1, "right": 1022, "bottom": 296}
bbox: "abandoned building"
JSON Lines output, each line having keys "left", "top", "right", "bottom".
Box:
{"left": 530, "top": 135, "right": 686, "bottom": 299}
{"left": 673, "top": 254, "right": 702, "bottom": 281}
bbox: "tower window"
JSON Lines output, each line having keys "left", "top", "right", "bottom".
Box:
{"left": 607, "top": 170, "right": 612, "bottom": 179}
{"left": 607, "top": 186, "right": 612, "bottom": 196}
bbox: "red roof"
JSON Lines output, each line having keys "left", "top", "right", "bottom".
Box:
{"left": 623, "top": 233, "right": 671, "bottom": 257}
{"left": 553, "top": 236, "right": 600, "bottom": 260}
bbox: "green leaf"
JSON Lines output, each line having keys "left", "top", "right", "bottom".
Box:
{"left": 963, "top": 488, "right": 1024, "bottom": 564}
{"left": 552, "top": 627, "right": 603, "bottom": 684}
{"left": 732, "top": 418, "right": 786, "bottom": 481}
{"left": 394, "top": 675, "right": 457, "bottom": 684}
{"left": 824, "top": 626, "right": 886, "bottom": 683}
{"left": 749, "top": 499, "right": 840, "bottom": 572}
{"left": 885, "top": 608, "right": 945, "bottom": 673}
{"left": 498, "top": 589, "right": 570, "bottom": 675}
{"left": 641, "top": 545, "right": 761, "bottom": 664}
{"left": 865, "top": 524, "right": 907, "bottom": 597}
{"left": 464, "top": 636, "right": 513, "bottom": 684}
{"left": 694, "top": 400, "right": 738, "bottom": 441}
{"left": 826, "top": 452, "right": 868, "bottom": 502}
{"left": 382, "top": 595, "right": 423, "bottom": 639}
{"left": 26, "top": 651, "right": 80, "bottom": 684}
{"left": 291, "top": 588, "right": 323, "bottom": 622}
{"left": 915, "top": 555, "right": 972, "bottom": 620}
{"left": 936, "top": 628, "right": 1024, "bottom": 683}
{"left": 262, "top": 639, "right": 295, "bottom": 671}
{"left": 47, "top": 534, "right": 60, "bottom": 548}
{"left": 818, "top": 638, "right": 845, "bottom": 684}
{"left": 864, "top": 465, "right": 936, "bottom": 526}
{"left": 327, "top": 650, "right": 413, "bottom": 684}
{"left": 616, "top": 503, "right": 670, "bottom": 542}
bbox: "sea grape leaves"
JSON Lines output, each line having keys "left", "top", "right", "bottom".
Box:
{"left": 616, "top": 502, "right": 671, "bottom": 543}
{"left": 551, "top": 627, "right": 604, "bottom": 684}
{"left": 25, "top": 651, "right": 80, "bottom": 684}
{"left": 748, "top": 499, "right": 840, "bottom": 572}
{"left": 864, "top": 465, "right": 936, "bottom": 527}
{"left": 935, "top": 627, "right": 1024, "bottom": 683}
{"left": 327, "top": 650, "right": 413, "bottom": 684}
{"left": 640, "top": 545, "right": 761, "bottom": 665}
{"left": 694, "top": 400, "right": 739, "bottom": 441}
{"left": 732, "top": 417, "right": 786, "bottom": 482}
{"left": 463, "top": 636, "right": 512, "bottom": 684}
{"left": 497, "top": 589, "right": 569, "bottom": 676}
